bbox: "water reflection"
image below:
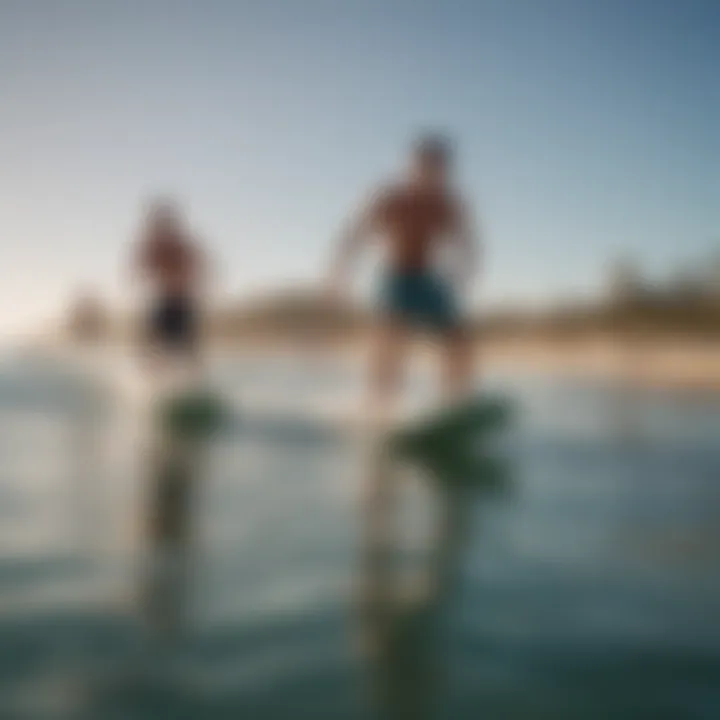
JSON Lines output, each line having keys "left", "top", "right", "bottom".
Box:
{"left": 137, "top": 433, "right": 204, "bottom": 648}
{"left": 357, "top": 437, "right": 511, "bottom": 719}
{"left": 66, "top": 400, "right": 107, "bottom": 555}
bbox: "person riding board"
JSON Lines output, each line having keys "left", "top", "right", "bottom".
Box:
{"left": 132, "top": 199, "right": 208, "bottom": 375}
{"left": 328, "top": 134, "right": 481, "bottom": 420}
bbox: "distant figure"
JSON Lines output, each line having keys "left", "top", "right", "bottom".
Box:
{"left": 132, "top": 199, "right": 207, "bottom": 372}
{"left": 329, "top": 134, "right": 481, "bottom": 417}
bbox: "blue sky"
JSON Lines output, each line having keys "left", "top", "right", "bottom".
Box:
{"left": 0, "top": 0, "right": 718, "bottom": 332}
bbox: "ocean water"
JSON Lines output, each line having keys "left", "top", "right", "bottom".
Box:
{"left": 0, "top": 351, "right": 719, "bottom": 719}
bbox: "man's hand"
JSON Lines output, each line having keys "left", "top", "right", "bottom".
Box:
{"left": 324, "top": 276, "right": 344, "bottom": 302}
{"left": 324, "top": 266, "right": 352, "bottom": 301}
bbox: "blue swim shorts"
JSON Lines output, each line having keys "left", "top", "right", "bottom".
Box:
{"left": 379, "top": 270, "right": 459, "bottom": 331}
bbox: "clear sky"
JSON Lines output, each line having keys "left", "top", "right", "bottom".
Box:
{"left": 1, "top": 0, "right": 718, "bottom": 333}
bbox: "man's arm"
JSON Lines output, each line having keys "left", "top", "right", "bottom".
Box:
{"left": 129, "top": 238, "right": 149, "bottom": 286}
{"left": 192, "top": 241, "right": 213, "bottom": 294}
{"left": 327, "top": 191, "right": 384, "bottom": 293}
{"left": 451, "top": 198, "right": 482, "bottom": 291}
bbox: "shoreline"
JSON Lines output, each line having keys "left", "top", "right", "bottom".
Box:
{"left": 479, "top": 336, "right": 720, "bottom": 390}
{"left": 18, "top": 334, "right": 720, "bottom": 393}
{"left": 212, "top": 335, "right": 720, "bottom": 391}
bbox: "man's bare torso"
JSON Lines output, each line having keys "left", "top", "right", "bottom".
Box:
{"left": 139, "top": 231, "right": 200, "bottom": 296}
{"left": 373, "top": 184, "right": 460, "bottom": 272}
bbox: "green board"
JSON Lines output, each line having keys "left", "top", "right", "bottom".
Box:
{"left": 156, "top": 388, "right": 229, "bottom": 439}
{"left": 387, "top": 395, "right": 512, "bottom": 457}
{"left": 386, "top": 395, "right": 514, "bottom": 490}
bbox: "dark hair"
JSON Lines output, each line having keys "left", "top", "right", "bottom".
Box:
{"left": 145, "top": 196, "right": 182, "bottom": 225}
{"left": 413, "top": 133, "right": 453, "bottom": 165}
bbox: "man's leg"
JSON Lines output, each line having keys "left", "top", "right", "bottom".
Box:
{"left": 141, "top": 302, "right": 165, "bottom": 377}
{"left": 159, "top": 296, "right": 202, "bottom": 380}
{"left": 367, "top": 319, "right": 409, "bottom": 426}
{"left": 182, "top": 303, "right": 204, "bottom": 378}
{"left": 439, "top": 324, "right": 475, "bottom": 402}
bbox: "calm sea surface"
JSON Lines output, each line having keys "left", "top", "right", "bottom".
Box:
{"left": 0, "top": 351, "right": 719, "bottom": 719}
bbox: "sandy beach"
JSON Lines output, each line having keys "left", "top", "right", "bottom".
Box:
{"left": 478, "top": 336, "right": 720, "bottom": 390}
{"left": 206, "top": 334, "right": 720, "bottom": 392}
{"left": 27, "top": 330, "right": 720, "bottom": 394}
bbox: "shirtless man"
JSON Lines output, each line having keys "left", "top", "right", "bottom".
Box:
{"left": 132, "top": 199, "right": 207, "bottom": 372}
{"left": 329, "top": 135, "right": 480, "bottom": 416}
